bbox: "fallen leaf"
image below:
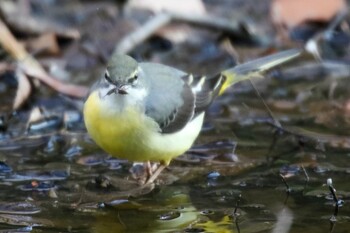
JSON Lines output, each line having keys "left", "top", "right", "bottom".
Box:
{"left": 25, "top": 33, "right": 60, "bottom": 56}
{"left": 271, "top": 0, "right": 346, "bottom": 29}
{"left": 13, "top": 69, "right": 31, "bottom": 110}
{"left": 0, "top": 1, "right": 80, "bottom": 39}
{"left": 0, "top": 18, "right": 88, "bottom": 98}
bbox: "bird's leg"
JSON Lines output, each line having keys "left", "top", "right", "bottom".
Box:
{"left": 144, "top": 161, "right": 168, "bottom": 185}
{"left": 144, "top": 161, "right": 153, "bottom": 177}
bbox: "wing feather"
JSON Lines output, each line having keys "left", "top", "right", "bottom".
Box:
{"left": 142, "top": 63, "right": 224, "bottom": 134}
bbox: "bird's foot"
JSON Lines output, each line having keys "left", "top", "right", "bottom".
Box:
{"left": 144, "top": 161, "right": 159, "bottom": 178}
{"left": 144, "top": 163, "right": 167, "bottom": 185}
{"left": 130, "top": 162, "right": 168, "bottom": 185}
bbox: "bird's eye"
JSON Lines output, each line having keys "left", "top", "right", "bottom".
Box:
{"left": 104, "top": 71, "right": 113, "bottom": 83}
{"left": 128, "top": 75, "right": 138, "bottom": 84}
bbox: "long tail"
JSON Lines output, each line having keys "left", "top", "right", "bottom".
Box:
{"left": 219, "top": 49, "right": 302, "bottom": 95}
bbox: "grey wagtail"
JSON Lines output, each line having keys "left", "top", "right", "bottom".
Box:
{"left": 84, "top": 49, "right": 301, "bottom": 184}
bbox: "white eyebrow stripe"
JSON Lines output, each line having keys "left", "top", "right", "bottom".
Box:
{"left": 129, "top": 68, "right": 139, "bottom": 79}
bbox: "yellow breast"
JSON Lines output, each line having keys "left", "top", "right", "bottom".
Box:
{"left": 83, "top": 91, "right": 204, "bottom": 164}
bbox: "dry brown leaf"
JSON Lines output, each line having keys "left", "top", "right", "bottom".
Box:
{"left": 271, "top": 0, "right": 347, "bottom": 29}
{"left": 0, "top": 1, "right": 80, "bottom": 39}
{"left": 25, "top": 33, "right": 60, "bottom": 56}
{"left": 0, "top": 18, "right": 88, "bottom": 98}
{"left": 19, "top": 60, "right": 88, "bottom": 98}
{"left": 13, "top": 69, "right": 31, "bottom": 110}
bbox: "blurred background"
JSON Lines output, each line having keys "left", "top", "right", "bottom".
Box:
{"left": 0, "top": 0, "right": 350, "bottom": 232}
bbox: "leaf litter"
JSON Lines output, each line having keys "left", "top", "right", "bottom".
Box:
{"left": 0, "top": 0, "right": 349, "bottom": 232}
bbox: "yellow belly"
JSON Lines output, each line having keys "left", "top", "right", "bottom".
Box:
{"left": 83, "top": 92, "right": 204, "bottom": 164}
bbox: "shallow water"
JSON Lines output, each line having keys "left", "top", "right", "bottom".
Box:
{"left": 0, "top": 62, "right": 350, "bottom": 233}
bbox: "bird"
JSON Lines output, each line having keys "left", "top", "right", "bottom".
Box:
{"left": 83, "top": 49, "right": 301, "bottom": 184}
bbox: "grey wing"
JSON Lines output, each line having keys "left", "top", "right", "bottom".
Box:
{"left": 189, "top": 73, "right": 226, "bottom": 116}
{"left": 142, "top": 63, "right": 195, "bottom": 134}
{"left": 141, "top": 63, "right": 225, "bottom": 134}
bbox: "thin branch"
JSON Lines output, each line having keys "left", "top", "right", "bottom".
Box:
{"left": 301, "top": 165, "right": 310, "bottom": 194}
{"left": 115, "top": 13, "right": 172, "bottom": 54}
{"left": 171, "top": 12, "right": 242, "bottom": 35}
{"left": 233, "top": 194, "right": 241, "bottom": 233}
{"left": 114, "top": 12, "right": 246, "bottom": 54}
{"left": 327, "top": 178, "right": 344, "bottom": 222}
{"left": 233, "top": 194, "right": 241, "bottom": 216}
{"left": 280, "top": 174, "right": 291, "bottom": 194}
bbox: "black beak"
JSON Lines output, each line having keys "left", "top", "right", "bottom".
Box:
{"left": 117, "top": 85, "right": 128, "bottom": 95}
{"left": 106, "top": 85, "right": 128, "bottom": 96}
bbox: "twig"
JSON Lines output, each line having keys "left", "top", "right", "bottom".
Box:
{"left": 327, "top": 178, "right": 344, "bottom": 222}
{"left": 114, "top": 12, "right": 247, "bottom": 54}
{"left": 233, "top": 194, "right": 241, "bottom": 216}
{"left": 171, "top": 12, "right": 242, "bottom": 35}
{"left": 115, "top": 13, "right": 172, "bottom": 54}
{"left": 301, "top": 165, "right": 310, "bottom": 195}
{"left": 233, "top": 194, "right": 241, "bottom": 233}
{"left": 280, "top": 174, "right": 291, "bottom": 194}
{"left": 0, "top": 18, "right": 27, "bottom": 60}
{"left": 301, "top": 165, "right": 309, "bottom": 189}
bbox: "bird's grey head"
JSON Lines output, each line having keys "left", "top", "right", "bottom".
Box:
{"left": 102, "top": 54, "right": 144, "bottom": 96}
